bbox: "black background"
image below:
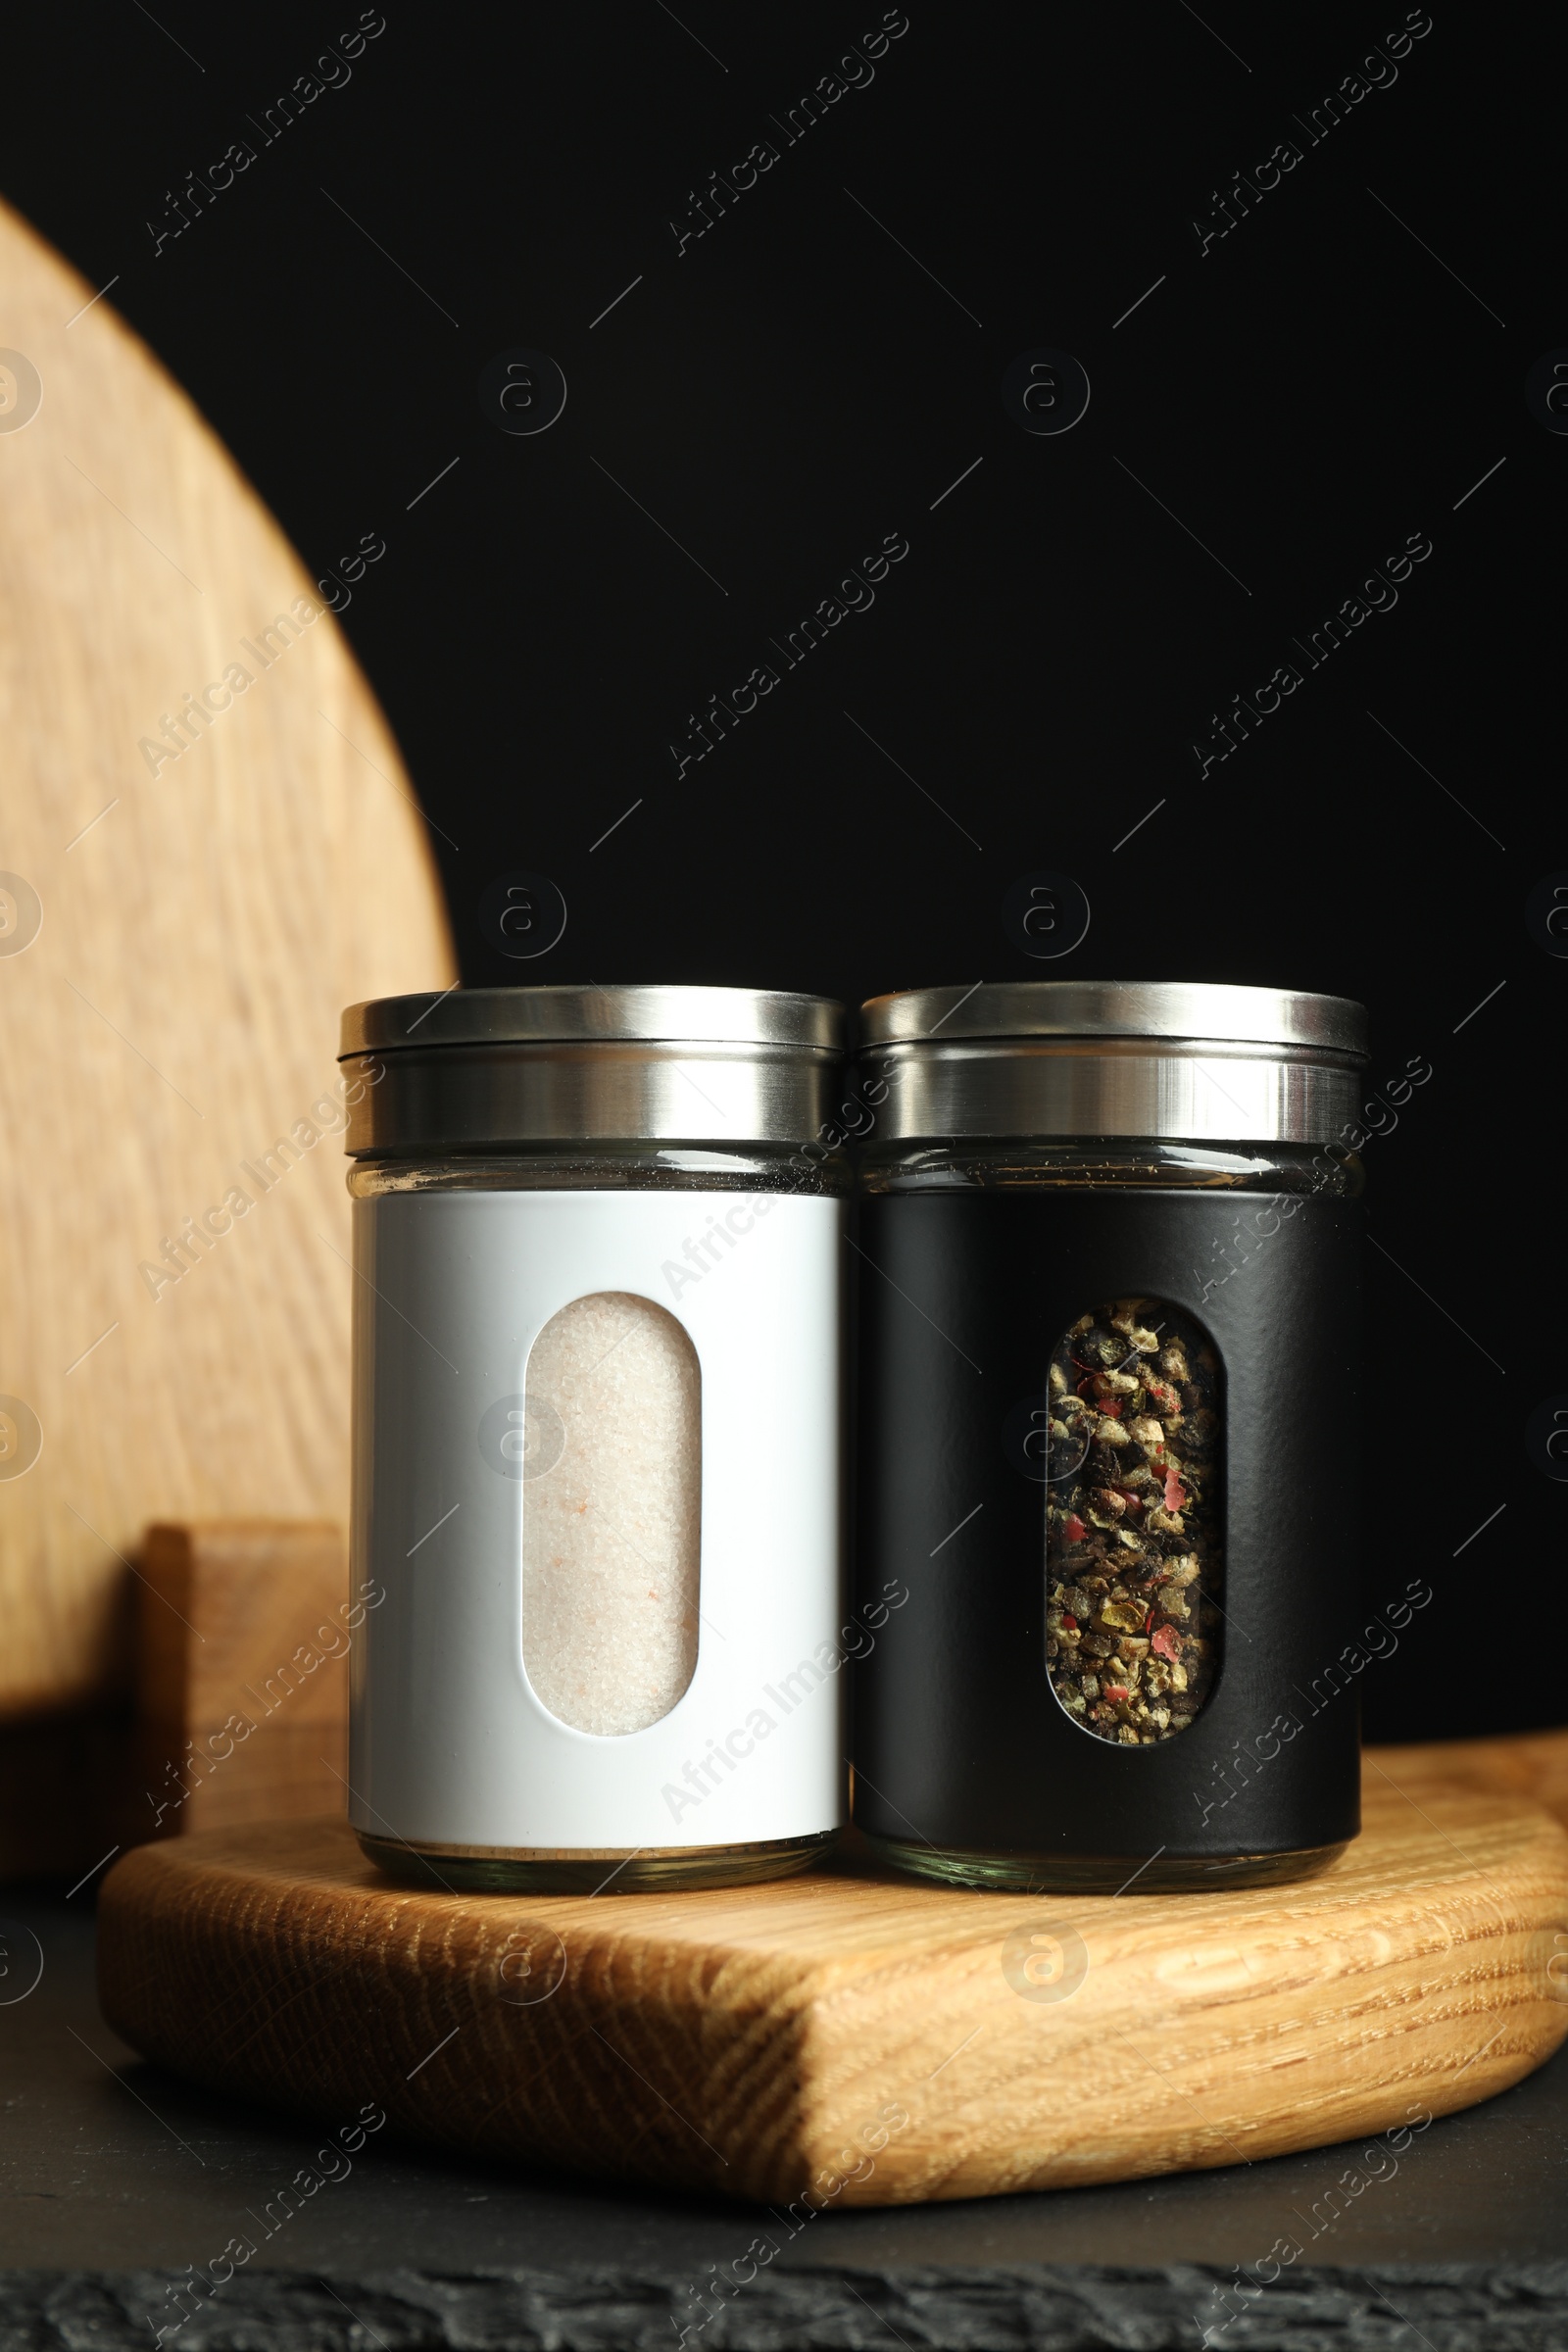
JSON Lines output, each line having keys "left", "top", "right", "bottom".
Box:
{"left": 3, "top": 2, "right": 1559, "bottom": 1740}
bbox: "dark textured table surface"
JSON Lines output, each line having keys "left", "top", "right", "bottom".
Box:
{"left": 3, "top": 1887, "right": 1566, "bottom": 2348}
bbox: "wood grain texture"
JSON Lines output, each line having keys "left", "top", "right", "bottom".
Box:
{"left": 97, "top": 1772, "right": 1568, "bottom": 2208}
{"left": 1370, "top": 1727, "right": 1568, "bottom": 1834}
{"left": 134, "top": 1521, "right": 351, "bottom": 1839}
{"left": 0, "top": 200, "right": 455, "bottom": 1718}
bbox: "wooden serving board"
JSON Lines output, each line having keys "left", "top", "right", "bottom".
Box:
{"left": 1370, "top": 1726, "right": 1568, "bottom": 1830}
{"left": 97, "top": 1771, "right": 1568, "bottom": 2209}
{"left": 0, "top": 200, "right": 455, "bottom": 1718}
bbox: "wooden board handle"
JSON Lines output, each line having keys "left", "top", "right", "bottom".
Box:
{"left": 133, "top": 1521, "right": 351, "bottom": 1841}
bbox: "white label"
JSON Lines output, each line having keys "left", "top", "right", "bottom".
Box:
{"left": 350, "top": 1188, "right": 845, "bottom": 1850}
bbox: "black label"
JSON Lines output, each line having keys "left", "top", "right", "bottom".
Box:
{"left": 853, "top": 1188, "right": 1362, "bottom": 1860}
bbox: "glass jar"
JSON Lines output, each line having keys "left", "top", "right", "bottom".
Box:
{"left": 339, "top": 985, "right": 849, "bottom": 1891}
{"left": 853, "top": 981, "right": 1367, "bottom": 1892}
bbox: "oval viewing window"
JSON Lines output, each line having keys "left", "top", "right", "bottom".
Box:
{"left": 521, "top": 1291, "right": 701, "bottom": 1738}
{"left": 1045, "top": 1296, "right": 1222, "bottom": 1745}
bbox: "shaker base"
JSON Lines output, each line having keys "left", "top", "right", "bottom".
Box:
{"left": 357, "top": 1827, "right": 838, "bottom": 1893}
{"left": 861, "top": 1831, "right": 1349, "bottom": 1893}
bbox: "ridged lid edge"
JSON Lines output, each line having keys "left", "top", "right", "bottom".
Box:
{"left": 342, "top": 984, "right": 844, "bottom": 1056}
{"left": 859, "top": 980, "right": 1368, "bottom": 1058}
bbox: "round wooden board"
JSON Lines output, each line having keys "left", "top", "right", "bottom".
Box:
{"left": 97, "top": 1776, "right": 1568, "bottom": 2208}
{"left": 0, "top": 200, "right": 455, "bottom": 1715}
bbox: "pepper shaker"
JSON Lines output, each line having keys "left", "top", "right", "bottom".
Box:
{"left": 853, "top": 980, "right": 1368, "bottom": 1891}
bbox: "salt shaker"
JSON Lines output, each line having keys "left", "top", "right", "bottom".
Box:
{"left": 341, "top": 985, "right": 848, "bottom": 1889}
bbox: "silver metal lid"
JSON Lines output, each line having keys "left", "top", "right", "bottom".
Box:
{"left": 859, "top": 981, "right": 1368, "bottom": 1145}
{"left": 342, "top": 984, "right": 841, "bottom": 1055}
{"left": 861, "top": 980, "right": 1366, "bottom": 1055}
{"left": 339, "top": 986, "right": 844, "bottom": 1152}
